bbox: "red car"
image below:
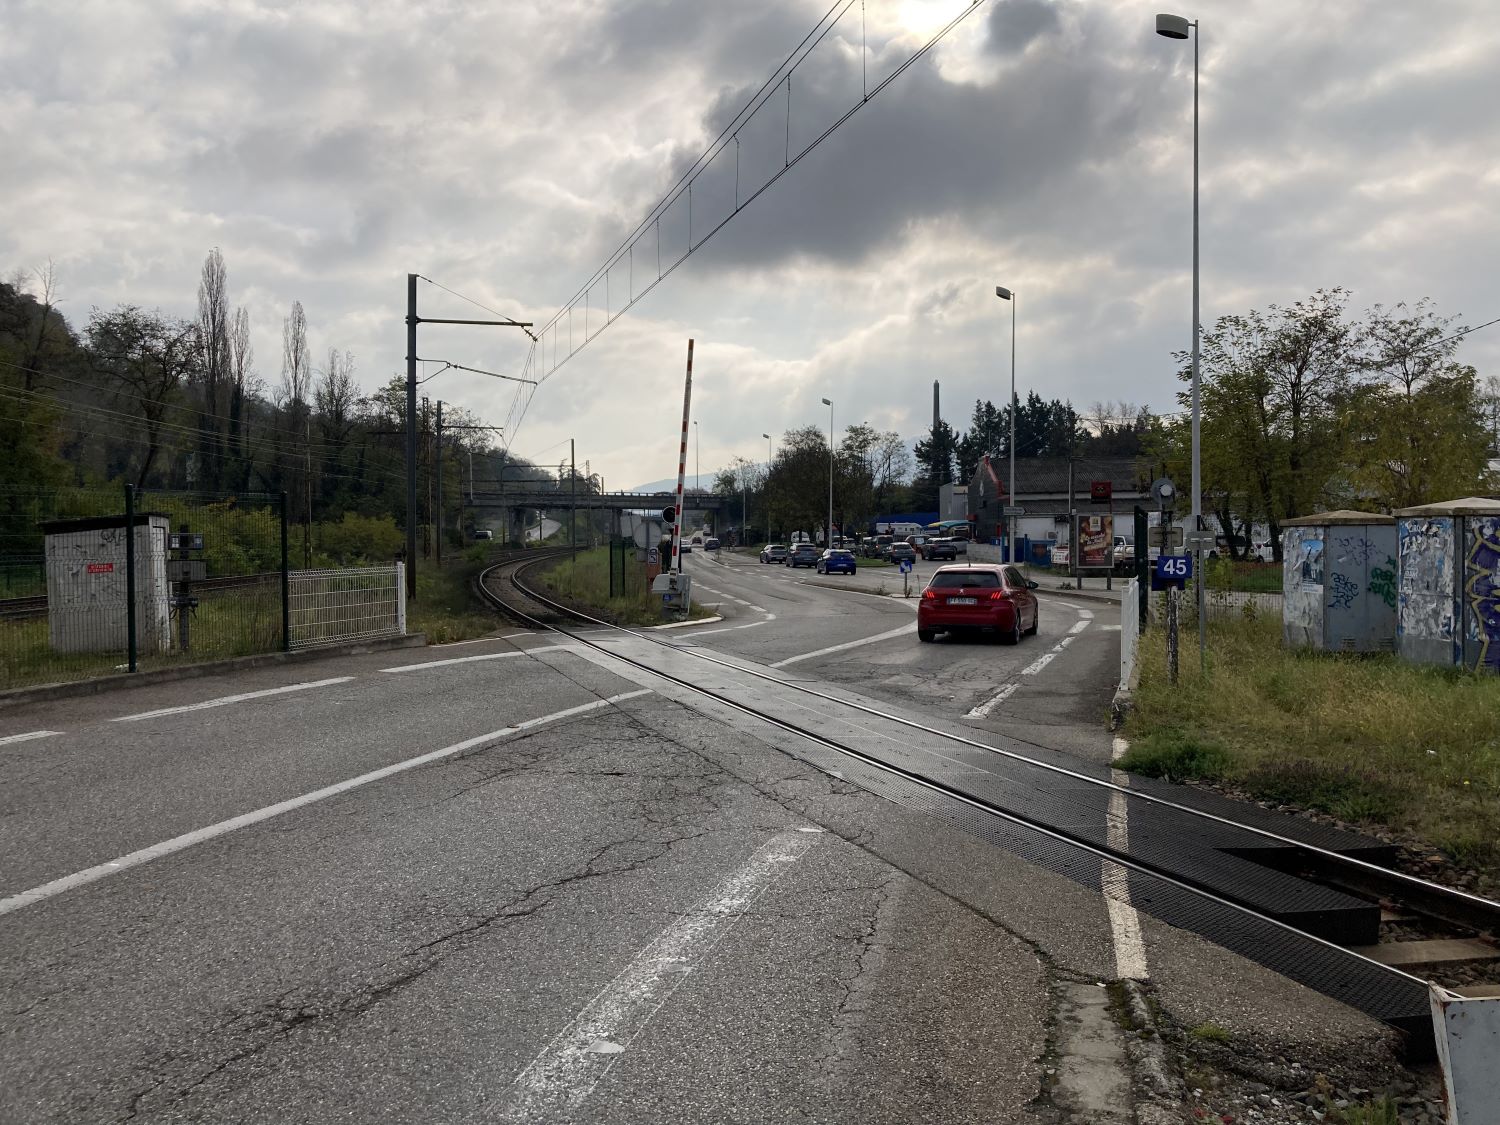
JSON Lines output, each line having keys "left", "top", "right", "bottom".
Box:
{"left": 917, "top": 563, "right": 1039, "bottom": 644}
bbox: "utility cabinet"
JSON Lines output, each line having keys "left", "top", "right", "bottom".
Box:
{"left": 1281, "top": 511, "right": 1397, "bottom": 652}
{"left": 41, "top": 514, "right": 172, "bottom": 655}
{"left": 1394, "top": 497, "right": 1500, "bottom": 673}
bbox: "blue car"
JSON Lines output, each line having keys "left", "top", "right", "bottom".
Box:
{"left": 816, "top": 549, "right": 857, "bottom": 575}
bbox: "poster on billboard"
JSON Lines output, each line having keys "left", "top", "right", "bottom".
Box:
{"left": 1078, "top": 514, "right": 1114, "bottom": 570}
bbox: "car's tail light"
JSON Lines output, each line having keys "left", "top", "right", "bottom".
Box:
{"left": 988, "top": 590, "right": 1011, "bottom": 601}
{"left": 922, "top": 588, "right": 937, "bottom": 600}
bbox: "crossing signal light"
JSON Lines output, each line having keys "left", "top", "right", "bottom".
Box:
{"left": 662, "top": 506, "right": 676, "bottom": 522}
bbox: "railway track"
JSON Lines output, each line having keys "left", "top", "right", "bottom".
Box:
{"left": 479, "top": 553, "right": 1500, "bottom": 1057}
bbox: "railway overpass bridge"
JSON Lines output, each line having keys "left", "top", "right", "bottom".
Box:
{"left": 465, "top": 489, "right": 732, "bottom": 543}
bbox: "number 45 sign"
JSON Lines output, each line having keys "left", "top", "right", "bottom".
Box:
{"left": 1152, "top": 553, "right": 1193, "bottom": 590}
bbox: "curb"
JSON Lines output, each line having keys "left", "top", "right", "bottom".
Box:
{"left": 0, "top": 633, "right": 429, "bottom": 711}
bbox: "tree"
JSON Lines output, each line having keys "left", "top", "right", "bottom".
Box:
{"left": 911, "top": 419, "right": 958, "bottom": 511}
{"left": 228, "top": 305, "right": 255, "bottom": 488}
{"left": 955, "top": 398, "right": 1005, "bottom": 480}
{"left": 279, "top": 300, "right": 313, "bottom": 548}
{"left": 86, "top": 305, "right": 199, "bottom": 487}
{"left": 1341, "top": 302, "right": 1493, "bottom": 508}
{"left": 195, "top": 249, "right": 230, "bottom": 489}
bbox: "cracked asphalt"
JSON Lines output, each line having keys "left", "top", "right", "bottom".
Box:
{"left": 0, "top": 567, "right": 1401, "bottom": 1123}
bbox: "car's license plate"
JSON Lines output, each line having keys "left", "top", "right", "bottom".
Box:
{"left": 949, "top": 596, "right": 977, "bottom": 605}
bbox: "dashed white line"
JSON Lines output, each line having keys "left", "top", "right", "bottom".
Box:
{"left": 497, "top": 830, "right": 814, "bottom": 1121}
{"left": 1021, "top": 651, "right": 1057, "bottom": 676}
{"left": 965, "top": 683, "right": 1018, "bottom": 718}
{"left": 0, "top": 730, "right": 62, "bottom": 746}
{"left": 0, "top": 690, "right": 653, "bottom": 917}
{"left": 110, "top": 677, "right": 355, "bottom": 722}
{"left": 1068, "top": 619, "right": 1091, "bottom": 635}
{"left": 381, "top": 652, "right": 528, "bottom": 673}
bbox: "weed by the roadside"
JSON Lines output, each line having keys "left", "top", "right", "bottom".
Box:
{"left": 1115, "top": 728, "right": 1232, "bottom": 783}
{"left": 1241, "top": 759, "right": 1400, "bottom": 824}
{"left": 1187, "top": 1022, "right": 1231, "bottom": 1044}
{"left": 1333, "top": 1096, "right": 1400, "bottom": 1125}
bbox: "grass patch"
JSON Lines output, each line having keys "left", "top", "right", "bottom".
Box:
{"left": 540, "top": 548, "right": 714, "bottom": 627}
{"left": 1334, "top": 1097, "right": 1400, "bottom": 1125}
{"left": 1187, "top": 1022, "right": 1232, "bottom": 1044}
{"left": 1115, "top": 728, "right": 1232, "bottom": 783}
{"left": 405, "top": 549, "right": 505, "bottom": 644}
{"left": 1125, "top": 613, "right": 1500, "bottom": 887}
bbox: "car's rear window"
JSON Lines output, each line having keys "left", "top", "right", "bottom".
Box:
{"left": 929, "top": 570, "right": 1001, "bottom": 588}
{"left": 828, "top": 550, "right": 853, "bottom": 558}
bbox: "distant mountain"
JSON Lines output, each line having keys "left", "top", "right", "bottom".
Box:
{"left": 628, "top": 475, "right": 731, "bottom": 493}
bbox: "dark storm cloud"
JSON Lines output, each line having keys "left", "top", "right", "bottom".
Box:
{"left": 986, "top": 0, "right": 1064, "bottom": 55}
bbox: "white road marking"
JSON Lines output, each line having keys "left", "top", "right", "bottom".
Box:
{"left": 769, "top": 623, "right": 914, "bottom": 668}
{"left": 381, "top": 651, "right": 529, "bottom": 673}
{"left": 1068, "top": 619, "right": 1091, "bottom": 635}
{"left": 1106, "top": 735, "right": 1149, "bottom": 979}
{"left": 964, "top": 682, "right": 1018, "bottom": 718}
{"left": 0, "top": 730, "right": 62, "bottom": 746}
{"left": 1047, "top": 598, "right": 1085, "bottom": 609}
{"left": 434, "top": 633, "right": 534, "bottom": 647}
{"left": 1021, "top": 652, "right": 1056, "bottom": 675}
{"left": 1077, "top": 608, "right": 1094, "bottom": 620}
{"left": 110, "top": 678, "right": 355, "bottom": 723}
{"left": 1101, "top": 624, "right": 1122, "bottom": 632}
{"left": 683, "top": 619, "right": 773, "bottom": 637}
{"left": 0, "top": 690, "right": 652, "bottom": 917}
{"left": 497, "top": 830, "right": 814, "bottom": 1121}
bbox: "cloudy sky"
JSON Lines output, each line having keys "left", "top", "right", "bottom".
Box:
{"left": 5, "top": 0, "right": 1498, "bottom": 489}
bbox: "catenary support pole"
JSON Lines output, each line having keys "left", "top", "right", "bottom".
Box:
{"left": 404, "top": 273, "right": 418, "bottom": 599}
{"left": 124, "top": 484, "right": 137, "bottom": 673}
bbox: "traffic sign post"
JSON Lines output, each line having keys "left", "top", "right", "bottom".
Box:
{"left": 1152, "top": 553, "right": 1193, "bottom": 590}
{"left": 899, "top": 556, "right": 913, "bottom": 597}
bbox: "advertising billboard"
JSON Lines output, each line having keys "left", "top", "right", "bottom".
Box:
{"left": 1078, "top": 514, "right": 1114, "bottom": 570}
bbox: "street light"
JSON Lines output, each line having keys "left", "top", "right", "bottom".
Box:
{"left": 820, "top": 398, "right": 833, "bottom": 547}
{"left": 763, "top": 432, "right": 773, "bottom": 543}
{"left": 995, "top": 286, "right": 1017, "bottom": 564}
{"left": 1156, "top": 11, "right": 1205, "bottom": 673}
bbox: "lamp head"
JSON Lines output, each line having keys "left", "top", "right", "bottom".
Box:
{"left": 995, "top": 286, "right": 1012, "bottom": 300}
{"left": 1156, "top": 12, "right": 1191, "bottom": 38}
{"left": 762, "top": 433, "right": 770, "bottom": 439}
{"left": 821, "top": 398, "right": 832, "bottom": 406}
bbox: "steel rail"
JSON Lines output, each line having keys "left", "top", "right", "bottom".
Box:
{"left": 478, "top": 557, "right": 1436, "bottom": 1010}
{"left": 492, "top": 556, "right": 1500, "bottom": 938}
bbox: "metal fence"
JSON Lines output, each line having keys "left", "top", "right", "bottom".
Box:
{"left": 0, "top": 486, "right": 289, "bottom": 690}
{"left": 287, "top": 565, "right": 405, "bottom": 649}
{"left": 1146, "top": 581, "right": 1283, "bottom": 625}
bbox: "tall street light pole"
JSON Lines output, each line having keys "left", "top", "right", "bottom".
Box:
{"left": 763, "top": 432, "right": 773, "bottom": 543}
{"left": 995, "top": 286, "right": 1017, "bottom": 564}
{"left": 1156, "top": 12, "right": 1205, "bottom": 674}
{"left": 820, "top": 398, "right": 834, "bottom": 547}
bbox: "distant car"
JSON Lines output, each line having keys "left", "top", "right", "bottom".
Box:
{"left": 704, "top": 538, "right": 720, "bottom": 551}
{"left": 472, "top": 529, "right": 493, "bottom": 541}
{"left": 761, "top": 544, "right": 788, "bottom": 564}
{"left": 925, "top": 537, "right": 959, "bottom": 562}
{"left": 679, "top": 543, "right": 692, "bottom": 555}
{"left": 888, "top": 543, "right": 918, "bottom": 565}
{"left": 917, "top": 563, "right": 1039, "bottom": 645}
{"left": 816, "top": 549, "right": 856, "bottom": 575}
{"left": 786, "top": 543, "right": 820, "bottom": 568}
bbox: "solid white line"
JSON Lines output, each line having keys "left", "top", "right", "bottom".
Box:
{"left": 769, "top": 623, "right": 913, "bottom": 668}
{"left": 497, "top": 830, "right": 814, "bottom": 1121}
{"left": 1047, "top": 598, "right": 1085, "bottom": 610}
{"left": 110, "top": 677, "right": 355, "bottom": 722}
{"left": 683, "top": 619, "right": 773, "bottom": 637}
{"left": 965, "top": 682, "right": 1018, "bottom": 718}
{"left": 433, "top": 633, "right": 534, "bottom": 647}
{"left": 1106, "top": 735, "right": 1149, "bottom": 978}
{"left": 0, "top": 730, "right": 62, "bottom": 746}
{"left": 0, "top": 690, "right": 652, "bottom": 917}
{"left": 381, "top": 651, "right": 529, "bottom": 673}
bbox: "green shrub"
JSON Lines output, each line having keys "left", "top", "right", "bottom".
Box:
{"left": 1115, "top": 729, "right": 1231, "bottom": 782}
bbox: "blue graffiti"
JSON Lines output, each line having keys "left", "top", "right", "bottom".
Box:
{"left": 1467, "top": 531, "right": 1500, "bottom": 673}
{"left": 1329, "top": 572, "right": 1359, "bottom": 611}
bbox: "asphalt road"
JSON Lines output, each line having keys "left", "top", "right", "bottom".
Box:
{"left": 0, "top": 564, "right": 1401, "bottom": 1123}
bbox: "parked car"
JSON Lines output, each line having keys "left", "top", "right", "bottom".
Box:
{"left": 867, "top": 535, "right": 894, "bottom": 559}
{"left": 925, "top": 537, "right": 960, "bottom": 562}
{"left": 786, "top": 543, "right": 821, "bottom": 568}
{"left": 704, "top": 537, "right": 720, "bottom": 551}
{"left": 904, "top": 534, "right": 932, "bottom": 557}
{"left": 816, "top": 549, "right": 857, "bottom": 575}
{"left": 917, "top": 564, "right": 1039, "bottom": 644}
{"left": 760, "top": 544, "right": 788, "bottom": 564}
{"left": 888, "top": 543, "right": 918, "bottom": 565}
{"left": 472, "top": 529, "right": 493, "bottom": 541}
